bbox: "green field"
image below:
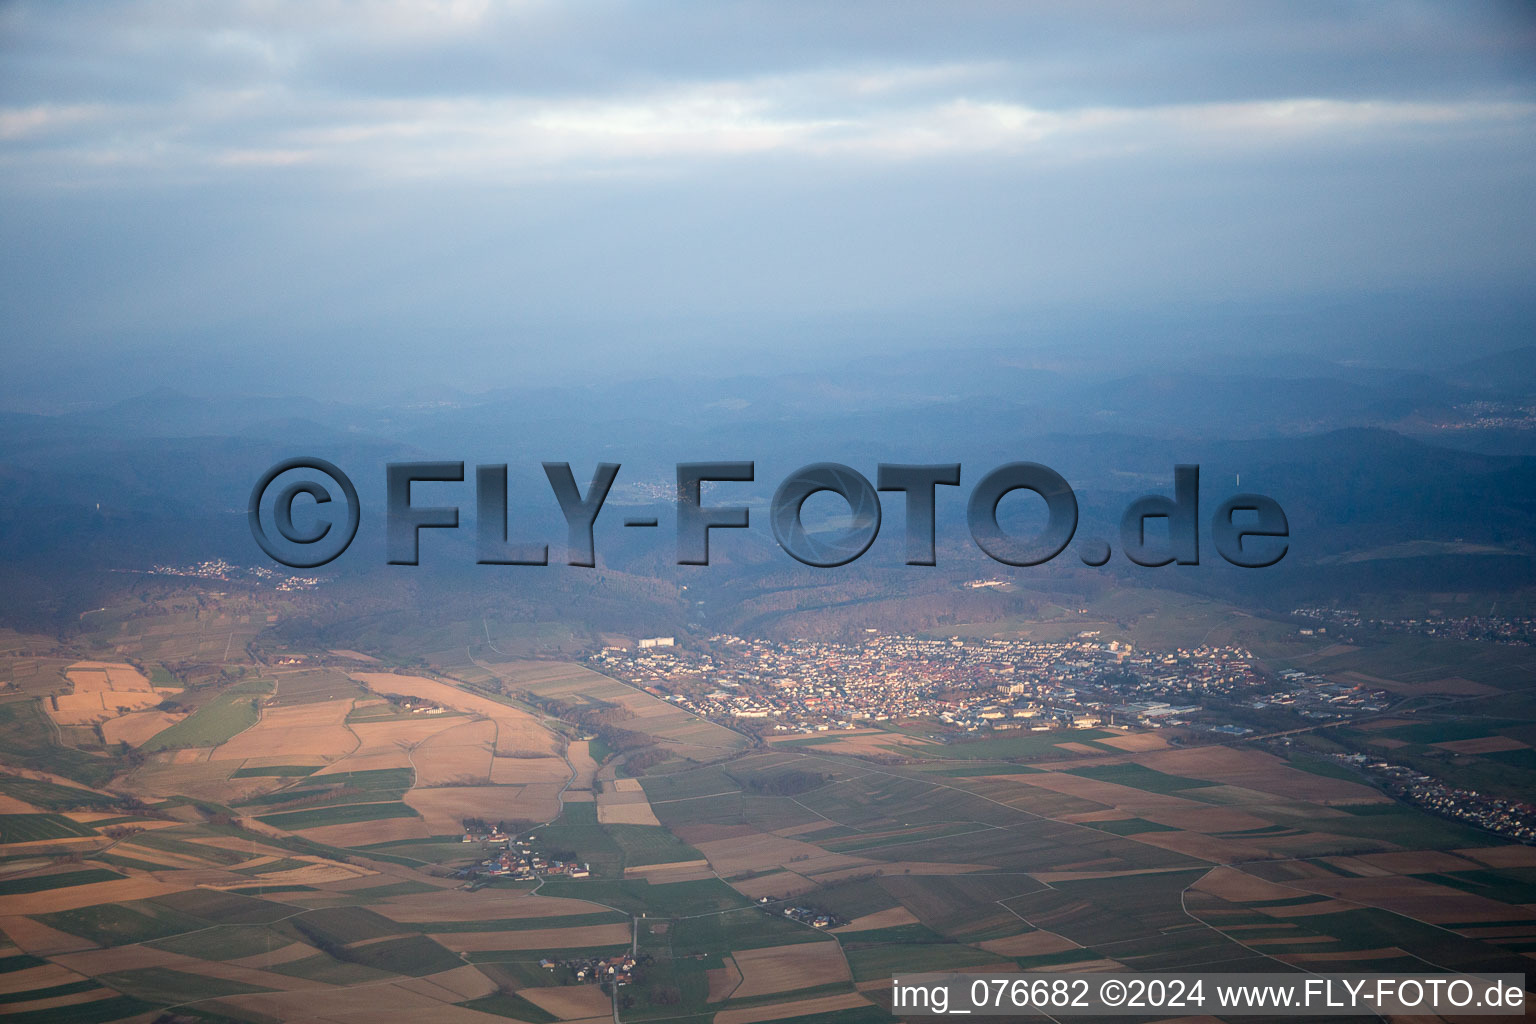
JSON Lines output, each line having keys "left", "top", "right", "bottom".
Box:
{"left": 341, "top": 935, "right": 463, "bottom": 976}
{"left": 0, "top": 954, "right": 47, "bottom": 974}
{"left": 0, "top": 773, "right": 120, "bottom": 811}
{"left": 266, "top": 955, "right": 395, "bottom": 985}
{"left": 237, "top": 768, "right": 414, "bottom": 810}
{"left": 120, "top": 830, "right": 250, "bottom": 866}
{"left": 147, "top": 925, "right": 290, "bottom": 961}
{"left": 0, "top": 980, "right": 103, "bottom": 1006}
{"left": 230, "top": 764, "right": 319, "bottom": 778}
{"left": 0, "top": 700, "right": 119, "bottom": 786}
{"left": 458, "top": 992, "right": 560, "bottom": 1023}
{"left": 532, "top": 802, "right": 625, "bottom": 876}
{"left": 140, "top": 691, "right": 262, "bottom": 752}
{"left": 844, "top": 942, "right": 998, "bottom": 981}
{"left": 98, "top": 967, "right": 271, "bottom": 1003}
{"left": 0, "top": 813, "right": 99, "bottom": 843}
{"left": 0, "top": 994, "right": 155, "bottom": 1024}
{"left": 34, "top": 900, "right": 209, "bottom": 946}
{"left": 0, "top": 868, "right": 122, "bottom": 894}
{"left": 351, "top": 836, "right": 472, "bottom": 865}
{"left": 539, "top": 877, "right": 749, "bottom": 918}
{"left": 282, "top": 906, "right": 404, "bottom": 945}
{"left": 669, "top": 909, "right": 827, "bottom": 956}
{"left": 255, "top": 801, "right": 421, "bottom": 831}
{"left": 605, "top": 824, "right": 704, "bottom": 866}
{"left": 151, "top": 888, "right": 294, "bottom": 925}
{"left": 1090, "top": 817, "right": 1180, "bottom": 836}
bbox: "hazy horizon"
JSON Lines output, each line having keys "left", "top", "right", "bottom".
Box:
{"left": 4, "top": 2, "right": 1535, "bottom": 406}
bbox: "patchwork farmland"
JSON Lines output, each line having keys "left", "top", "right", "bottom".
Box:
{"left": 0, "top": 612, "right": 1532, "bottom": 1024}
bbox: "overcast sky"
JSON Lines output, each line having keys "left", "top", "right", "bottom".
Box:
{"left": 2, "top": 1, "right": 1534, "bottom": 403}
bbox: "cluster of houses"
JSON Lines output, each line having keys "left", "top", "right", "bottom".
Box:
{"left": 457, "top": 830, "right": 590, "bottom": 880}
{"left": 1249, "top": 669, "right": 1390, "bottom": 719}
{"left": 758, "top": 897, "right": 839, "bottom": 929}
{"left": 1322, "top": 752, "right": 1536, "bottom": 843}
{"left": 541, "top": 952, "right": 640, "bottom": 987}
{"left": 1293, "top": 605, "right": 1536, "bottom": 647}
{"left": 589, "top": 632, "right": 1266, "bottom": 736}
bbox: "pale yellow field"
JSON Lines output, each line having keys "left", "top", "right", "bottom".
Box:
{"left": 405, "top": 784, "right": 562, "bottom": 833}
{"left": 53, "top": 943, "right": 316, "bottom": 992}
{"left": 328, "top": 649, "right": 380, "bottom": 663}
{"left": 1350, "top": 850, "right": 1482, "bottom": 874}
{"left": 766, "top": 729, "right": 928, "bottom": 757}
{"left": 324, "top": 717, "right": 454, "bottom": 772}
{"left": 100, "top": 710, "right": 185, "bottom": 746}
{"left": 1435, "top": 735, "right": 1528, "bottom": 754}
{"left": 481, "top": 660, "right": 747, "bottom": 753}
{"left": 706, "top": 957, "right": 743, "bottom": 1002}
{"left": 0, "top": 916, "right": 100, "bottom": 956}
{"left": 714, "top": 992, "right": 874, "bottom": 1024}
{"left": 727, "top": 871, "right": 818, "bottom": 901}
{"left": 1127, "top": 829, "right": 1283, "bottom": 864}
{"left": 566, "top": 740, "right": 599, "bottom": 790}
{"left": 66, "top": 662, "right": 155, "bottom": 691}
{"left": 0, "top": 962, "right": 88, "bottom": 995}
{"left": 1286, "top": 874, "right": 1536, "bottom": 925}
{"left": 488, "top": 755, "right": 572, "bottom": 785}
{"left": 48, "top": 662, "right": 164, "bottom": 725}
{"left": 1192, "top": 866, "right": 1302, "bottom": 903}
{"left": 1054, "top": 741, "right": 1103, "bottom": 754}
{"left": 412, "top": 718, "right": 497, "bottom": 785}
{"left": 595, "top": 802, "right": 661, "bottom": 826}
{"left": 832, "top": 906, "right": 918, "bottom": 932}
{"left": 1459, "top": 844, "right": 1536, "bottom": 869}
{"left": 222, "top": 980, "right": 507, "bottom": 1024}
{"left": 122, "top": 762, "right": 269, "bottom": 804}
{"left": 1006, "top": 772, "right": 1278, "bottom": 832}
{"left": 212, "top": 700, "right": 355, "bottom": 761}
{"left": 0, "top": 877, "right": 185, "bottom": 915}
{"left": 1133, "top": 746, "right": 1391, "bottom": 805}
{"left": 398, "top": 964, "right": 498, "bottom": 1002}
{"left": 223, "top": 859, "right": 377, "bottom": 887}
{"left": 519, "top": 984, "right": 615, "bottom": 1019}
{"left": 978, "top": 930, "right": 1081, "bottom": 957}
{"left": 349, "top": 673, "right": 558, "bottom": 755}
{"left": 694, "top": 833, "right": 870, "bottom": 877}
{"left": 622, "top": 860, "right": 712, "bottom": 881}
{"left": 730, "top": 942, "right": 851, "bottom": 999}
{"left": 1093, "top": 732, "right": 1170, "bottom": 752}
{"left": 49, "top": 690, "right": 162, "bottom": 725}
